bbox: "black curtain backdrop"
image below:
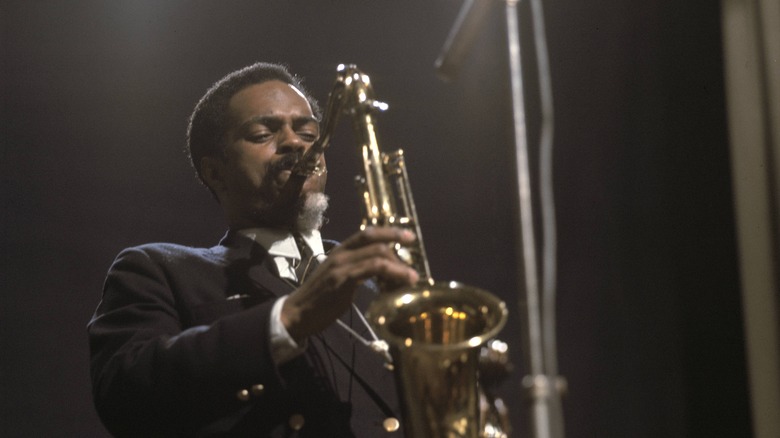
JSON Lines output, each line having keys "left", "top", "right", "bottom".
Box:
{"left": 1, "top": 1, "right": 751, "bottom": 437}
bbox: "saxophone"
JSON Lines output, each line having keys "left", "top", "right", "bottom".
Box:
{"left": 287, "top": 64, "right": 509, "bottom": 438}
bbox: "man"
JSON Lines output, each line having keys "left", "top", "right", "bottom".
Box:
{"left": 88, "top": 62, "right": 418, "bottom": 437}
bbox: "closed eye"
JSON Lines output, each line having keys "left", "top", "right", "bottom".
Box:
{"left": 297, "top": 131, "right": 318, "bottom": 142}
{"left": 247, "top": 133, "right": 273, "bottom": 143}
{"left": 238, "top": 115, "right": 319, "bottom": 143}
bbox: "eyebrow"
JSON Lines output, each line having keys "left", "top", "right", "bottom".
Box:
{"left": 239, "top": 115, "right": 319, "bottom": 131}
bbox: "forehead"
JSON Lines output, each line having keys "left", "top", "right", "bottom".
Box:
{"left": 227, "top": 80, "right": 314, "bottom": 124}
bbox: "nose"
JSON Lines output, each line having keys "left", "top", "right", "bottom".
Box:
{"left": 277, "top": 124, "right": 307, "bottom": 155}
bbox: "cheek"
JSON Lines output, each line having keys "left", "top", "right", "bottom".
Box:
{"left": 223, "top": 163, "right": 256, "bottom": 192}
{"left": 303, "top": 172, "right": 327, "bottom": 193}
{"left": 229, "top": 147, "right": 274, "bottom": 188}
{"left": 307, "top": 155, "right": 326, "bottom": 189}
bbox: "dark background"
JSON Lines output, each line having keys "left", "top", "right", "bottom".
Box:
{"left": 1, "top": 1, "right": 751, "bottom": 437}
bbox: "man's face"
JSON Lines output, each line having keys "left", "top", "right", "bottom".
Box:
{"left": 215, "top": 80, "right": 326, "bottom": 229}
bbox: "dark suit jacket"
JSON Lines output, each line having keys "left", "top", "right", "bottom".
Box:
{"left": 88, "top": 231, "right": 402, "bottom": 437}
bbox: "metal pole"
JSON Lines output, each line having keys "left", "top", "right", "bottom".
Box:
{"left": 505, "top": 1, "right": 565, "bottom": 437}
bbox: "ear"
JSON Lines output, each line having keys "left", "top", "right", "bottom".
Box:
{"left": 200, "top": 156, "right": 227, "bottom": 197}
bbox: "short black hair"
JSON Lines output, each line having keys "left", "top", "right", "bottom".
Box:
{"left": 186, "top": 62, "right": 321, "bottom": 190}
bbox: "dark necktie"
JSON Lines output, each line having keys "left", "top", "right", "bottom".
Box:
{"left": 294, "top": 234, "right": 315, "bottom": 283}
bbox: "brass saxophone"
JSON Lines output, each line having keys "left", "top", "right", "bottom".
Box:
{"left": 288, "top": 64, "right": 509, "bottom": 438}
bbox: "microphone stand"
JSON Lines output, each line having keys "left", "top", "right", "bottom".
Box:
{"left": 435, "top": 1, "right": 566, "bottom": 437}
{"left": 504, "top": 1, "right": 565, "bottom": 437}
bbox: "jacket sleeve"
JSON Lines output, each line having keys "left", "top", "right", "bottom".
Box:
{"left": 87, "top": 246, "right": 290, "bottom": 436}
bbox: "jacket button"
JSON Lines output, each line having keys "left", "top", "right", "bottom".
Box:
{"left": 236, "top": 389, "right": 250, "bottom": 402}
{"left": 383, "top": 417, "right": 400, "bottom": 432}
{"left": 250, "top": 384, "right": 265, "bottom": 396}
{"left": 288, "top": 413, "right": 305, "bottom": 431}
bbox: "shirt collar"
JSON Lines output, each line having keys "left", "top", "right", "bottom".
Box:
{"left": 237, "top": 228, "right": 324, "bottom": 260}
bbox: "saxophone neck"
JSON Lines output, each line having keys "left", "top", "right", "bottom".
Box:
{"left": 287, "top": 64, "right": 433, "bottom": 286}
{"left": 288, "top": 64, "right": 382, "bottom": 179}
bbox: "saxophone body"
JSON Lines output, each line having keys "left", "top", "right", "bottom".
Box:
{"left": 295, "top": 64, "right": 509, "bottom": 438}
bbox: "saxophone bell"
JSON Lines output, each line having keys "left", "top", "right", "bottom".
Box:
{"left": 366, "top": 283, "right": 508, "bottom": 438}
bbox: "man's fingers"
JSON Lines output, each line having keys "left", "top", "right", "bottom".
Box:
{"left": 329, "top": 256, "right": 419, "bottom": 289}
{"left": 283, "top": 227, "right": 421, "bottom": 341}
{"left": 340, "top": 227, "right": 416, "bottom": 250}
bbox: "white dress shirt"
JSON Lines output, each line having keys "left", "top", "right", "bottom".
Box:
{"left": 238, "top": 228, "right": 326, "bottom": 365}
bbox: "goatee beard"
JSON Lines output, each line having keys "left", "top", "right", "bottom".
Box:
{"left": 295, "top": 192, "right": 329, "bottom": 233}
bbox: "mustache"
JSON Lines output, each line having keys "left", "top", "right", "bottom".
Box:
{"left": 268, "top": 152, "right": 303, "bottom": 175}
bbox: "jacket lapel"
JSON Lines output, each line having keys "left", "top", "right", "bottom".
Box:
{"left": 218, "top": 230, "right": 295, "bottom": 300}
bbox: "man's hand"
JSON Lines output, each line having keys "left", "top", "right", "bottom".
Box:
{"left": 280, "top": 227, "right": 419, "bottom": 343}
